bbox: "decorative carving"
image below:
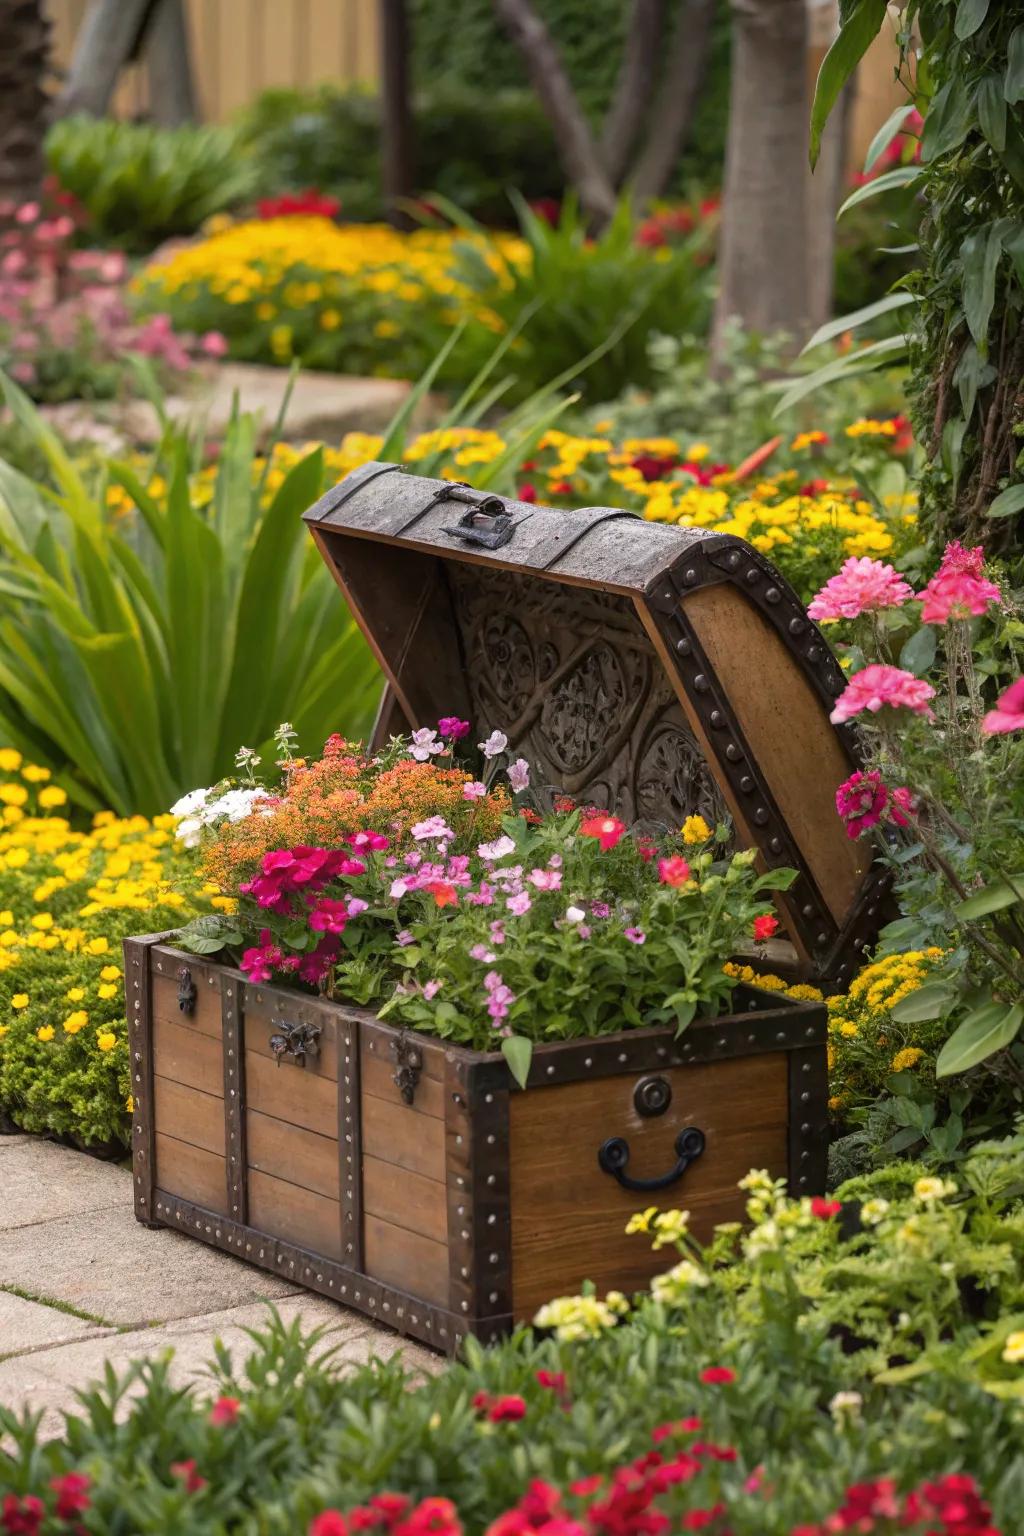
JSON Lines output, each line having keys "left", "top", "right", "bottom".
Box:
{"left": 450, "top": 566, "right": 728, "bottom": 831}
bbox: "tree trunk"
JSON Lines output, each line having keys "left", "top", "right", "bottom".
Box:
{"left": 493, "top": 0, "right": 617, "bottom": 225}
{"left": 630, "top": 0, "right": 716, "bottom": 200}
{"left": 146, "top": 0, "right": 197, "bottom": 126}
{"left": 379, "top": 0, "right": 415, "bottom": 229}
{"left": 599, "top": 0, "right": 664, "bottom": 187}
{"left": 0, "top": 0, "right": 51, "bottom": 205}
{"left": 804, "top": 0, "right": 850, "bottom": 332}
{"left": 55, "top": 0, "right": 154, "bottom": 119}
{"left": 713, "top": 0, "right": 811, "bottom": 353}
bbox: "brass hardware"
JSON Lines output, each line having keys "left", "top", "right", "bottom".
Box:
{"left": 176, "top": 966, "right": 197, "bottom": 1015}
{"left": 392, "top": 1034, "right": 423, "bottom": 1105}
{"left": 269, "top": 1019, "right": 321, "bottom": 1068}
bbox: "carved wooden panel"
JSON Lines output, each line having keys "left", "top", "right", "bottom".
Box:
{"left": 449, "top": 567, "right": 727, "bottom": 831}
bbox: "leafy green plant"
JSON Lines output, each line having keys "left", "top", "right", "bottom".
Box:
{"left": 46, "top": 116, "right": 256, "bottom": 252}
{"left": 0, "top": 374, "right": 381, "bottom": 815}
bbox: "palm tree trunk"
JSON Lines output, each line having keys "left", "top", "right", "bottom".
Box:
{"left": 0, "top": 0, "right": 51, "bottom": 206}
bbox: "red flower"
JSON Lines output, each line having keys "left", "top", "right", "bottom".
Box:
{"left": 580, "top": 814, "right": 626, "bottom": 851}
{"left": 50, "top": 1473, "right": 91, "bottom": 1519}
{"left": 549, "top": 479, "right": 574, "bottom": 496}
{"left": 474, "top": 1391, "right": 527, "bottom": 1422}
{"left": 309, "top": 1514, "right": 349, "bottom": 1536}
{"left": 209, "top": 1395, "right": 241, "bottom": 1426}
{"left": 568, "top": 1474, "right": 604, "bottom": 1498}
{"left": 637, "top": 837, "right": 656, "bottom": 863}
{"left": 536, "top": 1369, "right": 567, "bottom": 1394}
{"left": 425, "top": 880, "right": 458, "bottom": 908}
{"left": 518, "top": 483, "right": 537, "bottom": 503}
{"left": 658, "top": 855, "right": 691, "bottom": 888}
{"left": 552, "top": 795, "right": 576, "bottom": 814}
{"left": 170, "top": 1460, "right": 206, "bottom": 1493}
{"left": 698, "top": 1366, "right": 736, "bottom": 1385}
{"left": 632, "top": 454, "right": 678, "bottom": 481}
{"left": 752, "top": 914, "right": 779, "bottom": 942}
{"left": 810, "top": 1197, "right": 842, "bottom": 1220}
{"left": 257, "top": 189, "right": 341, "bottom": 220}
{"left": 1, "top": 1495, "right": 45, "bottom": 1536}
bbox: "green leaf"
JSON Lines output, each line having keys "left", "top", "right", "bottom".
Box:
{"left": 962, "top": 225, "right": 1003, "bottom": 347}
{"left": 890, "top": 982, "right": 957, "bottom": 1025}
{"left": 921, "top": 75, "right": 973, "bottom": 162}
{"left": 987, "top": 484, "right": 1024, "bottom": 518}
{"left": 954, "top": 877, "right": 1024, "bottom": 919}
{"left": 863, "top": 103, "right": 916, "bottom": 172}
{"left": 801, "top": 291, "right": 916, "bottom": 355}
{"left": 942, "top": 416, "right": 968, "bottom": 497}
{"left": 936, "top": 1000, "right": 1024, "bottom": 1077}
{"left": 836, "top": 163, "right": 922, "bottom": 217}
{"left": 1006, "top": 25, "right": 1024, "bottom": 103}
{"left": 502, "top": 1034, "right": 533, "bottom": 1090}
{"left": 809, "top": 0, "right": 888, "bottom": 167}
{"left": 954, "top": 0, "right": 989, "bottom": 39}
{"left": 977, "top": 75, "right": 1007, "bottom": 152}
{"left": 774, "top": 336, "right": 907, "bottom": 415}
{"left": 899, "top": 624, "right": 937, "bottom": 676}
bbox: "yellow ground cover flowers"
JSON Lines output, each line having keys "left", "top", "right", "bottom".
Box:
{"left": 826, "top": 949, "right": 949, "bottom": 1117}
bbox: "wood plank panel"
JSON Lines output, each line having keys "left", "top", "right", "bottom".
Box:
{"left": 360, "top": 1020, "right": 447, "bottom": 1083}
{"left": 152, "top": 966, "right": 223, "bottom": 1042}
{"left": 215, "top": 0, "right": 254, "bottom": 116}
{"left": 154, "top": 1074, "right": 224, "bottom": 1156}
{"left": 361, "top": 1091, "right": 446, "bottom": 1180}
{"left": 155, "top": 1131, "right": 228, "bottom": 1214}
{"left": 245, "top": 1049, "right": 336, "bottom": 1138}
{"left": 153, "top": 1015, "right": 224, "bottom": 1097}
{"left": 682, "top": 584, "right": 868, "bottom": 924}
{"left": 246, "top": 1108, "right": 340, "bottom": 1201}
{"left": 248, "top": 1168, "right": 342, "bottom": 1258}
{"left": 361, "top": 1051, "right": 445, "bottom": 1118}
{"left": 364, "top": 1213, "right": 448, "bottom": 1306}
{"left": 362, "top": 1154, "right": 447, "bottom": 1244}
{"left": 509, "top": 1055, "right": 789, "bottom": 1321}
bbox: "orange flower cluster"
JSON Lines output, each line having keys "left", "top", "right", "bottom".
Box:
{"left": 203, "top": 745, "right": 509, "bottom": 890}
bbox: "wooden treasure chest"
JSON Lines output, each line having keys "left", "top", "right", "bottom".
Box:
{"left": 126, "top": 465, "right": 885, "bottom": 1354}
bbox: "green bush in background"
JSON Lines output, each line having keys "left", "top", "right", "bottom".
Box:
{"left": 45, "top": 116, "right": 257, "bottom": 251}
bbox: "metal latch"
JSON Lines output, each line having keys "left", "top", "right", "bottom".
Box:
{"left": 268, "top": 1020, "right": 322, "bottom": 1068}
{"left": 441, "top": 484, "right": 518, "bottom": 550}
{"left": 391, "top": 1034, "right": 423, "bottom": 1104}
{"left": 176, "top": 966, "right": 197, "bottom": 1016}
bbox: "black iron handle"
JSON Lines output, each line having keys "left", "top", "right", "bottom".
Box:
{"left": 597, "top": 1126, "right": 705, "bottom": 1192}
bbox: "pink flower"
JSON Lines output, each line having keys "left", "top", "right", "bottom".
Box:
{"left": 438, "top": 716, "right": 470, "bottom": 739}
{"left": 209, "top": 1396, "right": 241, "bottom": 1426}
{"left": 939, "top": 540, "right": 985, "bottom": 576}
{"left": 396, "top": 929, "right": 415, "bottom": 946}
{"left": 752, "top": 914, "right": 779, "bottom": 942}
{"left": 489, "top": 919, "right": 506, "bottom": 945}
{"left": 348, "top": 829, "right": 389, "bottom": 851}
{"left": 983, "top": 676, "right": 1024, "bottom": 736}
{"left": 658, "top": 855, "right": 691, "bottom": 887}
{"left": 240, "top": 929, "right": 283, "bottom": 982}
{"left": 506, "top": 890, "right": 532, "bottom": 916}
{"left": 919, "top": 569, "right": 1001, "bottom": 624}
{"left": 200, "top": 330, "right": 228, "bottom": 357}
{"left": 309, "top": 1514, "right": 348, "bottom": 1536}
{"left": 807, "top": 557, "right": 914, "bottom": 622}
{"left": 462, "top": 780, "right": 487, "bottom": 800}
{"left": 508, "top": 757, "right": 530, "bottom": 793}
{"left": 528, "top": 867, "right": 562, "bottom": 891}
{"left": 829, "top": 664, "right": 936, "bottom": 723}
{"left": 835, "top": 769, "right": 888, "bottom": 839}
{"left": 309, "top": 898, "right": 349, "bottom": 934}
{"left": 469, "top": 944, "right": 496, "bottom": 962}
{"left": 889, "top": 786, "right": 918, "bottom": 825}
{"left": 478, "top": 835, "right": 516, "bottom": 861}
{"left": 624, "top": 927, "right": 646, "bottom": 944}
{"left": 422, "top": 979, "right": 443, "bottom": 1000}
{"left": 409, "top": 728, "right": 443, "bottom": 761}
{"left": 484, "top": 970, "right": 516, "bottom": 1021}
{"left": 412, "top": 815, "right": 454, "bottom": 842}
{"left": 590, "top": 901, "right": 610, "bottom": 918}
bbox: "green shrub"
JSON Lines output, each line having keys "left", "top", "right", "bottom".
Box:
{"left": 0, "top": 377, "right": 382, "bottom": 816}
{"left": 45, "top": 116, "right": 257, "bottom": 252}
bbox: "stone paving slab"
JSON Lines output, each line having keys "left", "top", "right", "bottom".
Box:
{"left": 1, "top": 1138, "right": 128, "bottom": 1231}
{"left": 0, "top": 1290, "right": 114, "bottom": 1356}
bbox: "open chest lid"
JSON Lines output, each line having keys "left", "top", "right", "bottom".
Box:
{"left": 303, "top": 462, "right": 887, "bottom": 988}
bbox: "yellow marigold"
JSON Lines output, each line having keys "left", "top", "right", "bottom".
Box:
{"left": 0, "top": 784, "right": 28, "bottom": 806}
{"left": 100, "top": 965, "right": 121, "bottom": 981}
{"left": 0, "top": 911, "right": 11, "bottom": 926}
{"left": 891, "top": 1047, "right": 926, "bottom": 1072}
{"left": 21, "top": 764, "right": 50, "bottom": 782}
{"left": 681, "top": 815, "right": 711, "bottom": 845}
{"left": 86, "top": 937, "right": 109, "bottom": 955}
{"left": 38, "top": 786, "right": 68, "bottom": 809}
{"left": 97, "top": 983, "right": 118, "bottom": 1000}
{"left": 64, "top": 1010, "right": 88, "bottom": 1035}
{"left": 11, "top": 994, "right": 28, "bottom": 1008}
{"left": 36, "top": 1024, "right": 55, "bottom": 1042}
{"left": 30, "top": 913, "right": 53, "bottom": 930}
{"left": 96, "top": 1031, "right": 117, "bottom": 1052}
{"left": 0, "top": 749, "right": 22, "bottom": 772}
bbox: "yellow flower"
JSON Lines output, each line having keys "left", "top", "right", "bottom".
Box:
{"left": 625, "top": 1206, "right": 657, "bottom": 1235}
{"left": 891, "top": 1047, "right": 925, "bottom": 1072}
{"left": 66, "top": 987, "right": 85, "bottom": 1002}
{"left": 100, "top": 965, "right": 121, "bottom": 981}
{"left": 0, "top": 1024, "right": 7, "bottom": 1039}
{"left": 31, "top": 913, "right": 53, "bottom": 930}
{"left": 0, "top": 749, "right": 22, "bottom": 772}
{"left": 36, "top": 1024, "right": 55, "bottom": 1042}
{"left": 0, "top": 783, "right": 28, "bottom": 806}
{"left": 97, "top": 983, "right": 118, "bottom": 999}
{"left": 680, "top": 815, "right": 711, "bottom": 845}
{"left": 839, "top": 1022, "right": 858, "bottom": 1037}
{"left": 86, "top": 937, "right": 109, "bottom": 955}
{"left": 6, "top": 849, "right": 29, "bottom": 868}
{"left": 64, "top": 1010, "right": 88, "bottom": 1035}
{"left": 914, "top": 1176, "right": 956, "bottom": 1203}
{"left": 11, "top": 994, "right": 28, "bottom": 1009}
{"left": 96, "top": 1031, "right": 116, "bottom": 1052}
{"left": 1002, "top": 1330, "right": 1024, "bottom": 1363}
{"left": 38, "top": 786, "right": 68, "bottom": 809}
{"left": 126, "top": 1094, "right": 134, "bottom": 1114}
{"left": 319, "top": 308, "right": 342, "bottom": 330}
{"left": 0, "top": 911, "right": 11, "bottom": 927}
{"left": 21, "top": 764, "right": 51, "bottom": 782}
{"left": 651, "top": 1208, "right": 690, "bottom": 1249}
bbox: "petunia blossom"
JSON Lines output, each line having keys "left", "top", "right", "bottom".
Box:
{"left": 624, "top": 927, "right": 646, "bottom": 944}
{"left": 580, "top": 813, "right": 626, "bottom": 851}
{"left": 983, "top": 676, "right": 1024, "bottom": 736}
{"left": 411, "top": 815, "right": 454, "bottom": 842}
{"left": 807, "top": 557, "right": 914, "bottom": 622}
{"left": 478, "top": 835, "right": 516, "bottom": 861}
{"left": 479, "top": 729, "right": 509, "bottom": 759}
{"left": 507, "top": 757, "right": 531, "bottom": 793}
{"left": 438, "top": 716, "right": 470, "bottom": 740}
{"left": 658, "top": 855, "right": 691, "bottom": 888}
{"left": 506, "top": 890, "right": 532, "bottom": 916}
{"left": 409, "top": 727, "right": 443, "bottom": 761}
{"left": 829, "top": 664, "right": 936, "bottom": 724}
{"left": 462, "top": 780, "right": 487, "bottom": 800}
{"left": 528, "top": 867, "right": 562, "bottom": 891}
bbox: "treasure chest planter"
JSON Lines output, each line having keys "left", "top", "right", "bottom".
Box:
{"left": 126, "top": 464, "right": 888, "bottom": 1354}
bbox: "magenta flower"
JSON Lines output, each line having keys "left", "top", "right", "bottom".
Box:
{"left": 396, "top": 929, "right": 415, "bottom": 946}
{"left": 507, "top": 758, "right": 530, "bottom": 793}
{"left": 919, "top": 569, "right": 1001, "bottom": 624}
{"left": 889, "top": 786, "right": 918, "bottom": 825}
{"left": 983, "top": 676, "right": 1024, "bottom": 736}
{"left": 240, "top": 930, "right": 283, "bottom": 982}
{"left": 465, "top": 882, "right": 496, "bottom": 906}
{"left": 462, "top": 780, "right": 487, "bottom": 800}
{"left": 348, "top": 829, "right": 389, "bottom": 851}
{"left": 590, "top": 901, "right": 611, "bottom": 918}
{"left": 438, "top": 716, "right": 470, "bottom": 740}
{"left": 484, "top": 970, "right": 516, "bottom": 1022}
{"left": 835, "top": 770, "right": 887, "bottom": 839}
{"left": 830, "top": 665, "right": 936, "bottom": 724}
{"left": 506, "top": 890, "right": 532, "bottom": 916}
{"left": 624, "top": 927, "right": 646, "bottom": 944}
{"left": 309, "top": 898, "right": 349, "bottom": 934}
{"left": 808, "top": 557, "right": 914, "bottom": 622}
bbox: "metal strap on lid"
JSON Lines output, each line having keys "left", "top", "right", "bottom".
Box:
{"left": 305, "top": 461, "right": 405, "bottom": 523}
{"left": 535, "top": 509, "right": 644, "bottom": 570}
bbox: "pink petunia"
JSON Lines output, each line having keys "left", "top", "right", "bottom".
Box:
{"left": 462, "top": 780, "right": 487, "bottom": 800}
{"left": 438, "top": 716, "right": 470, "bottom": 739}
{"left": 829, "top": 664, "right": 936, "bottom": 724}
{"left": 624, "top": 927, "right": 646, "bottom": 944}
{"left": 939, "top": 540, "right": 985, "bottom": 577}
{"left": 507, "top": 758, "right": 530, "bottom": 793}
{"left": 983, "top": 676, "right": 1024, "bottom": 736}
{"left": 506, "top": 890, "right": 532, "bottom": 916}
{"left": 528, "top": 867, "right": 562, "bottom": 891}
{"left": 807, "top": 557, "right": 914, "bottom": 622}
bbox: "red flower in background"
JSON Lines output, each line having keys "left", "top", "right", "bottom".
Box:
{"left": 699, "top": 1366, "right": 736, "bottom": 1385}
{"left": 50, "top": 1473, "right": 91, "bottom": 1519}
{"left": 170, "top": 1459, "right": 206, "bottom": 1493}
{"left": 518, "top": 483, "right": 537, "bottom": 503}
{"left": 209, "top": 1395, "right": 241, "bottom": 1426}
{"left": 810, "top": 1197, "right": 842, "bottom": 1220}
{"left": 752, "top": 914, "right": 779, "bottom": 942}
{"left": 257, "top": 189, "right": 341, "bottom": 220}
{"left": 580, "top": 814, "right": 626, "bottom": 851}
{"left": 1, "top": 1494, "right": 45, "bottom": 1535}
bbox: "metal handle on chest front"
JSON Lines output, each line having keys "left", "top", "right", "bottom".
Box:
{"left": 597, "top": 1126, "right": 706, "bottom": 1192}
{"left": 268, "top": 1019, "right": 321, "bottom": 1068}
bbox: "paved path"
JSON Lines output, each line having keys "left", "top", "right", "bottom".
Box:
{"left": 0, "top": 1136, "right": 436, "bottom": 1439}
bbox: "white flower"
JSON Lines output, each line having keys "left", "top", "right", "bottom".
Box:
{"left": 409, "top": 728, "right": 443, "bottom": 762}
{"left": 478, "top": 835, "right": 516, "bottom": 861}
{"left": 170, "top": 787, "right": 210, "bottom": 818}
{"left": 913, "top": 1176, "right": 957, "bottom": 1203}
{"left": 860, "top": 1197, "right": 890, "bottom": 1226}
{"left": 507, "top": 758, "right": 530, "bottom": 793}
{"left": 478, "top": 729, "right": 509, "bottom": 759}
{"left": 565, "top": 905, "right": 586, "bottom": 923}
{"left": 829, "top": 1391, "right": 863, "bottom": 1424}
{"left": 175, "top": 816, "right": 203, "bottom": 848}
{"left": 205, "top": 788, "right": 271, "bottom": 824}
{"left": 650, "top": 1260, "right": 710, "bottom": 1305}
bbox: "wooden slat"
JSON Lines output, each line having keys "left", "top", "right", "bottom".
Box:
{"left": 155, "top": 1131, "right": 228, "bottom": 1214}
{"left": 154, "top": 1074, "right": 224, "bottom": 1156}
{"left": 244, "top": 1049, "right": 336, "bottom": 1137}
{"left": 509, "top": 1055, "right": 789, "bottom": 1321}
{"left": 153, "top": 1015, "right": 223, "bottom": 1097}
{"left": 247, "top": 1109, "right": 340, "bottom": 1201}
{"left": 364, "top": 1213, "right": 448, "bottom": 1306}
{"left": 151, "top": 967, "right": 222, "bottom": 1042}
{"left": 361, "top": 1050, "right": 445, "bottom": 1118}
{"left": 248, "top": 1168, "right": 342, "bottom": 1259}
{"left": 361, "top": 1091, "right": 446, "bottom": 1180}
{"left": 363, "top": 1154, "right": 447, "bottom": 1244}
